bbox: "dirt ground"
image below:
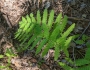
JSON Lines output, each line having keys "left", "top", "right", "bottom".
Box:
{"left": 0, "top": 0, "right": 90, "bottom": 70}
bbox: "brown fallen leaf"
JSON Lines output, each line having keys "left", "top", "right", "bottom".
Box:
{"left": 30, "top": 58, "right": 37, "bottom": 63}
{"left": 11, "top": 58, "right": 22, "bottom": 68}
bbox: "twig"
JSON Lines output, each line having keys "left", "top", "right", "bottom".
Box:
{"left": 77, "top": 22, "right": 90, "bottom": 40}
{"left": 72, "top": 22, "right": 90, "bottom": 63}
{"left": 73, "top": 45, "right": 75, "bottom": 63}
{"left": 68, "top": 17, "right": 90, "bottom": 22}
{"left": 3, "top": 14, "right": 12, "bottom": 28}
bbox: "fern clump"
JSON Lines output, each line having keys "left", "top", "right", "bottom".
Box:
{"left": 59, "top": 39, "right": 90, "bottom": 70}
{"left": 15, "top": 9, "right": 75, "bottom": 60}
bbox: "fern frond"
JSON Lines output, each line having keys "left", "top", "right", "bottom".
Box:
{"left": 19, "top": 15, "right": 32, "bottom": 41}
{"left": 42, "top": 9, "right": 47, "bottom": 24}
{"left": 76, "top": 65, "right": 90, "bottom": 70}
{"left": 56, "top": 37, "right": 66, "bottom": 48}
{"left": 55, "top": 13, "right": 62, "bottom": 24}
{"left": 37, "top": 10, "right": 41, "bottom": 24}
{"left": 53, "top": 13, "right": 62, "bottom": 30}
{"left": 23, "top": 35, "right": 36, "bottom": 50}
{"left": 60, "top": 15, "right": 68, "bottom": 33}
{"left": 26, "top": 15, "right": 31, "bottom": 23}
{"left": 15, "top": 28, "right": 22, "bottom": 39}
{"left": 20, "top": 17, "right": 27, "bottom": 27}
{"left": 42, "top": 24, "right": 49, "bottom": 38}
{"left": 36, "top": 39, "right": 48, "bottom": 54}
{"left": 85, "top": 48, "right": 90, "bottom": 60}
{"left": 19, "top": 13, "right": 37, "bottom": 41}
{"left": 64, "top": 49, "right": 69, "bottom": 57}
{"left": 54, "top": 45, "right": 60, "bottom": 61}
{"left": 30, "top": 37, "right": 42, "bottom": 50}
{"left": 18, "top": 17, "right": 27, "bottom": 38}
{"left": 49, "top": 24, "right": 60, "bottom": 40}
{"left": 75, "top": 59, "right": 90, "bottom": 66}
{"left": 15, "top": 9, "right": 75, "bottom": 63}
{"left": 59, "top": 62, "right": 74, "bottom": 70}
{"left": 15, "top": 18, "right": 26, "bottom": 39}
{"left": 64, "top": 36, "right": 74, "bottom": 49}
{"left": 42, "top": 24, "right": 61, "bottom": 57}
{"left": 62, "top": 23, "right": 75, "bottom": 38}
{"left": 30, "top": 13, "right": 36, "bottom": 23}
{"left": 23, "top": 15, "right": 32, "bottom": 32}
{"left": 20, "top": 24, "right": 35, "bottom": 44}
{"left": 84, "top": 42, "right": 90, "bottom": 60}
{"left": 42, "top": 41, "right": 54, "bottom": 57}
{"left": 47, "top": 10, "right": 54, "bottom": 29}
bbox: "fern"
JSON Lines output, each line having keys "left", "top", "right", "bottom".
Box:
{"left": 60, "top": 15, "right": 67, "bottom": 33}
{"left": 37, "top": 10, "right": 41, "bottom": 24}
{"left": 85, "top": 42, "right": 90, "bottom": 60}
{"left": 70, "top": 40, "right": 90, "bottom": 70}
{"left": 59, "top": 62, "right": 74, "bottom": 70}
{"left": 36, "top": 39, "right": 48, "bottom": 54}
{"left": 75, "top": 59, "right": 90, "bottom": 66}
{"left": 47, "top": 10, "right": 54, "bottom": 29}
{"left": 15, "top": 9, "right": 75, "bottom": 61}
{"left": 76, "top": 65, "right": 90, "bottom": 70}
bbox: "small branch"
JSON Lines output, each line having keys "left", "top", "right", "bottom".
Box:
{"left": 77, "top": 22, "right": 90, "bottom": 40}
{"left": 68, "top": 17, "right": 90, "bottom": 22}
{"left": 3, "top": 14, "right": 12, "bottom": 28}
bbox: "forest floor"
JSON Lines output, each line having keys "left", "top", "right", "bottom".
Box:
{"left": 0, "top": 0, "right": 90, "bottom": 70}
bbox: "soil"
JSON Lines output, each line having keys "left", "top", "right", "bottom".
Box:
{"left": 0, "top": 0, "right": 90, "bottom": 70}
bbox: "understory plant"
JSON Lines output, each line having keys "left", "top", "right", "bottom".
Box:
{"left": 15, "top": 9, "right": 75, "bottom": 61}
{"left": 0, "top": 48, "right": 16, "bottom": 70}
{"left": 59, "top": 41, "right": 90, "bottom": 70}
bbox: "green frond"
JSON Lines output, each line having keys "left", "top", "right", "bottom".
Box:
{"left": 64, "top": 36, "right": 74, "bottom": 49}
{"left": 76, "top": 64, "right": 90, "bottom": 70}
{"left": 85, "top": 42, "right": 90, "bottom": 60}
{"left": 15, "top": 28, "right": 22, "bottom": 39}
{"left": 41, "top": 9, "right": 49, "bottom": 38}
{"left": 42, "top": 24, "right": 49, "bottom": 38}
{"left": 42, "top": 9, "right": 47, "bottom": 24}
{"left": 47, "top": 10, "right": 54, "bottom": 29}
{"left": 62, "top": 23, "right": 75, "bottom": 38}
{"left": 86, "top": 41, "right": 90, "bottom": 48}
{"left": 30, "top": 37, "right": 42, "bottom": 50}
{"left": 36, "top": 39, "right": 48, "bottom": 55}
{"left": 19, "top": 17, "right": 27, "bottom": 29}
{"left": 20, "top": 24, "right": 35, "bottom": 44}
{"left": 15, "top": 9, "right": 75, "bottom": 64}
{"left": 23, "top": 15, "right": 32, "bottom": 32}
{"left": 55, "top": 13, "right": 62, "bottom": 24}
{"left": 42, "top": 41, "right": 54, "bottom": 57}
{"left": 53, "top": 13, "right": 62, "bottom": 30}
{"left": 75, "top": 59, "right": 90, "bottom": 66}
{"left": 49, "top": 24, "right": 60, "bottom": 41}
{"left": 15, "top": 18, "right": 27, "bottom": 39}
{"left": 42, "top": 24, "right": 61, "bottom": 57}
{"left": 64, "top": 49, "right": 69, "bottom": 57}
{"left": 37, "top": 10, "right": 41, "bottom": 24}
{"left": 59, "top": 62, "right": 74, "bottom": 70}
{"left": 30, "top": 13, "right": 36, "bottom": 23}
{"left": 26, "top": 15, "right": 31, "bottom": 23}
{"left": 15, "top": 15, "right": 32, "bottom": 40}
{"left": 19, "top": 21, "right": 25, "bottom": 29}
{"left": 21, "top": 16, "right": 27, "bottom": 23}
{"left": 19, "top": 21, "right": 31, "bottom": 41}
{"left": 85, "top": 48, "right": 90, "bottom": 60}
{"left": 54, "top": 45, "right": 60, "bottom": 61}
{"left": 23, "top": 35, "right": 36, "bottom": 50}
{"left": 60, "top": 15, "right": 68, "bottom": 33}
{"left": 56, "top": 37, "right": 66, "bottom": 47}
